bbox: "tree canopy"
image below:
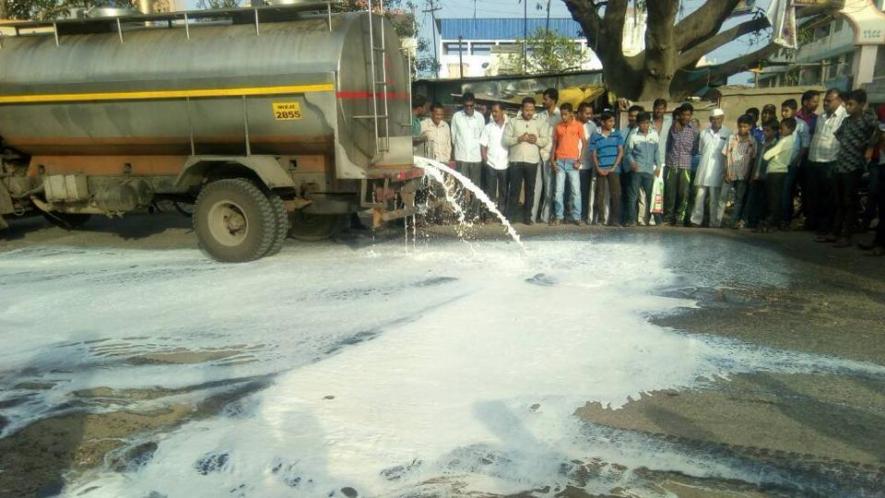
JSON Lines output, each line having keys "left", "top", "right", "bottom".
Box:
{"left": 500, "top": 27, "right": 588, "bottom": 75}
{"left": 562, "top": 0, "right": 841, "bottom": 101}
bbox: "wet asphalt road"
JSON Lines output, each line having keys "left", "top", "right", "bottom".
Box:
{"left": 1, "top": 213, "right": 884, "bottom": 497}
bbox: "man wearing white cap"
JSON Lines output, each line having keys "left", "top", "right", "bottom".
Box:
{"left": 690, "top": 108, "right": 731, "bottom": 227}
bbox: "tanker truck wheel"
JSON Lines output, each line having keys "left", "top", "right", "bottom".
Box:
{"left": 288, "top": 211, "right": 345, "bottom": 241}
{"left": 265, "top": 194, "right": 290, "bottom": 257}
{"left": 193, "top": 179, "right": 278, "bottom": 262}
{"left": 42, "top": 212, "right": 92, "bottom": 230}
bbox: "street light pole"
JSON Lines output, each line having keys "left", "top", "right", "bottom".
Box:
{"left": 522, "top": 0, "right": 529, "bottom": 73}
{"left": 423, "top": 0, "right": 441, "bottom": 79}
{"left": 458, "top": 35, "right": 464, "bottom": 78}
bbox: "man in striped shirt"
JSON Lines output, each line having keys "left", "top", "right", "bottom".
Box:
{"left": 664, "top": 104, "right": 699, "bottom": 225}
{"left": 590, "top": 111, "right": 625, "bottom": 226}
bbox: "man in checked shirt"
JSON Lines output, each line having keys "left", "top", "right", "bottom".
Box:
{"left": 664, "top": 104, "right": 700, "bottom": 226}
{"left": 828, "top": 89, "right": 880, "bottom": 248}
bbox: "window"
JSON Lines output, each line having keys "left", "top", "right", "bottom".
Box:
{"left": 443, "top": 42, "right": 465, "bottom": 55}
{"left": 834, "top": 19, "right": 844, "bottom": 32}
{"left": 875, "top": 46, "right": 885, "bottom": 79}
{"left": 471, "top": 43, "right": 493, "bottom": 55}
{"left": 835, "top": 53, "right": 853, "bottom": 77}
{"left": 447, "top": 63, "right": 468, "bottom": 76}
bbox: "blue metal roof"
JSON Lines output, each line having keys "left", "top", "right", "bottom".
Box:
{"left": 437, "top": 18, "right": 584, "bottom": 40}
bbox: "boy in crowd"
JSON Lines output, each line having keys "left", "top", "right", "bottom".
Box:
{"left": 504, "top": 97, "right": 549, "bottom": 225}
{"left": 577, "top": 102, "right": 597, "bottom": 224}
{"left": 828, "top": 89, "right": 880, "bottom": 248}
{"left": 590, "top": 111, "right": 624, "bottom": 226}
{"left": 551, "top": 103, "right": 586, "bottom": 225}
{"left": 761, "top": 104, "right": 778, "bottom": 128}
{"left": 664, "top": 104, "right": 699, "bottom": 226}
{"left": 781, "top": 98, "right": 811, "bottom": 227}
{"left": 746, "top": 119, "right": 780, "bottom": 228}
{"left": 451, "top": 92, "right": 487, "bottom": 218}
{"left": 761, "top": 117, "right": 798, "bottom": 231}
{"left": 480, "top": 103, "right": 510, "bottom": 215}
{"left": 420, "top": 102, "right": 452, "bottom": 164}
{"left": 746, "top": 107, "right": 763, "bottom": 143}
{"left": 625, "top": 111, "right": 659, "bottom": 227}
{"left": 690, "top": 109, "right": 730, "bottom": 228}
{"left": 720, "top": 114, "right": 757, "bottom": 229}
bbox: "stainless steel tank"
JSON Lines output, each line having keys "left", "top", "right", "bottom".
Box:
{"left": 0, "top": 9, "right": 412, "bottom": 180}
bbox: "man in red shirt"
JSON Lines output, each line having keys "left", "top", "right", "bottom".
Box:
{"left": 551, "top": 103, "right": 587, "bottom": 225}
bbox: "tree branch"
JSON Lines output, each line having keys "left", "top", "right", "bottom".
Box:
{"left": 673, "top": 43, "right": 780, "bottom": 97}
{"left": 562, "top": 0, "right": 604, "bottom": 52}
{"left": 675, "top": 0, "right": 744, "bottom": 51}
{"left": 678, "top": 16, "right": 770, "bottom": 68}
{"left": 600, "top": 0, "right": 629, "bottom": 52}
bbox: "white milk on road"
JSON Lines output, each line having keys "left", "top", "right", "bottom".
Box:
{"left": 0, "top": 237, "right": 882, "bottom": 497}
{"left": 415, "top": 156, "right": 525, "bottom": 251}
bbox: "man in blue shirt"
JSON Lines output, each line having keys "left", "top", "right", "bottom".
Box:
{"left": 590, "top": 111, "right": 625, "bottom": 226}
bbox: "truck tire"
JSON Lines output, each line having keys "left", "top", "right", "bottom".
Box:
{"left": 289, "top": 211, "right": 344, "bottom": 241}
{"left": 193, "top": 179, "right": 277, "bottom": 262}
{"left": 173, "top": 201, "right": 194, "bottom": 218}
{"left": 42, "top": 212, "right": 92, "bottom": 230}
{"left": 265, "top": 194, "right": 290, "bottom": 257}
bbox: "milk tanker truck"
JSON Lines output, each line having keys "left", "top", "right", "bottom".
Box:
{"left": 0, "top": 1, "right": 423, "bottom": 262}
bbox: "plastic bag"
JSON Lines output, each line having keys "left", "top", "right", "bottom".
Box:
{"left": 651, "top": 175, "right": 665, "bottom": 214}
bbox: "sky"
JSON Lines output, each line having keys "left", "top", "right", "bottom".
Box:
{"left": 416, "top": 0, "right": 776, "bottom": 84}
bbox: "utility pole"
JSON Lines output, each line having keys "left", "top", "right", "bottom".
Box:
{"left": 522, "top": 0, "right": 527, "bottom": 73}
{"left": 545, "top": 0, "right": 551, "bottom": 35}
{"left": 423, "top": 0, "right": 442, "bottom": 79}
{"left": 458, "top": 35, "right": 464, "bottom": 79}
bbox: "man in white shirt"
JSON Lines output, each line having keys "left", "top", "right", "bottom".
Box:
{"left": 420, "top": 102, "right": 452, "bottom": 164}
{"left": 690, "top": 109, "right": 731, "bottom": 228}
{"left": 577, "top": 102, "right": 598, "bottom": 224}
{"left": 480, "top": 103, "right": 509, "bottom": 214}
{"left": 650, "top": 99, "right": 672, "bottom": 226}
{"left": 532, "top": 88, "right": 561, "bottom": 224}
{"left": 450, "top": 92, "right": 487, "bottom": 217}
{"left": 807, "top": 88, "right": 847, "bottom": 235}
{"left": 652, "top": 98, "right": 673, "bottom": 178}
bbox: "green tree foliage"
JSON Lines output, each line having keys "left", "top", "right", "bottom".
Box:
{"left": 335, "top": 0, "right": 435, "bottom": 77}
{"left": 3, "top": 0, "right": 132, "bottom": 20}
{"left": 196, "top": 0, "right": 239, "bottom": 9}
{"left": 500, "top": 27, "right": 588, "bottom": 75}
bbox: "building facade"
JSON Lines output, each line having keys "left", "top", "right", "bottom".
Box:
{"left": 435, "top": 15, "right": 645, "bottom": 79}
{"left": 756, "top": 0, "right": 885, "bottom": 94}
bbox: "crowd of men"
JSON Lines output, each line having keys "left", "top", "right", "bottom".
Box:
{"left": 412, "top": 87, "right": 885, "bottom": 256}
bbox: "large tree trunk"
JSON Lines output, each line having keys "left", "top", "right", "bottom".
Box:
{"left": 564, "top": 0, "right": 841, "bottom": 101}
{"left": 637, "top": 0, "right": 680, "bottom": 101}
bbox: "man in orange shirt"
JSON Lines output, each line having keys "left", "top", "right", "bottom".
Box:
{"left": 551, "top": 103, "right": 587, "bottom": 225}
